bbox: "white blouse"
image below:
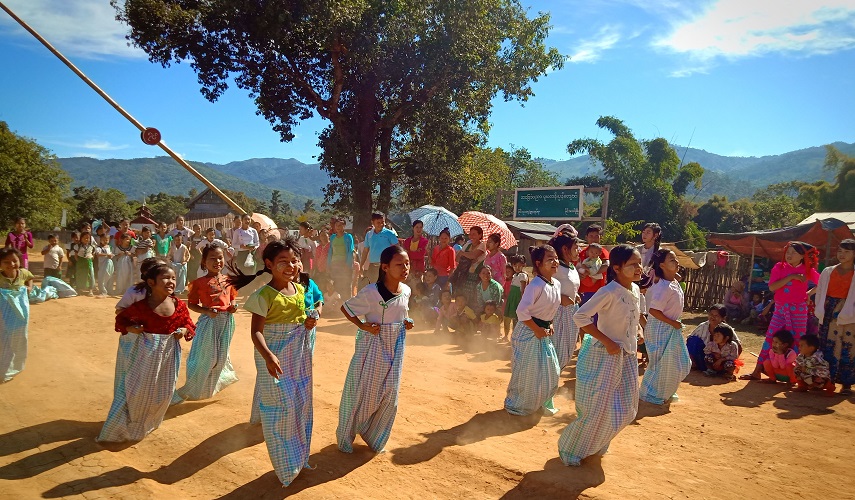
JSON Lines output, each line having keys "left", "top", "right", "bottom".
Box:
{"left": 554, "top": 262, "right": 580, "bottom": 300}
{"left": 689, "top": 320, "right": 741, "bottom": 345}
{"left": 516, "top": 275, "right": 561, "bottom": 322}
{"left": 344, "top": 283, "right": 411, "bottom": 324}
{"left": 574, "top": 280, "right": 640, "bottom": 354}
{"left": 647, "top": 278, "right": 684, "bottom": 321}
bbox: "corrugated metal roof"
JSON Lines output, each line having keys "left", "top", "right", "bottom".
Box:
{"left": 505, "top": 221, "right": 557, "bottom": 233}
{"left": 520, "top": 231, "right": 553, "bottom": 241}
{"left": 799, "top": 212, "right": 855, "bottom": 231}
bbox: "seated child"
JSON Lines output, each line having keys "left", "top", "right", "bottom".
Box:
{"left": 479, "top": 300, "right": 502, "bottom": 338}
{"left": 434, "top": 289, "right": 454, "bottom": 333}
{"left": 423, "top": 268, "right": 443, "bottom": 307}
{"left": 794, "top": 334, "right": 835, "bottom": 395}
{"left": 723, "top": 281, "right": 746, "bottom": 322}
{"left": 741, "top": 292, "right": 767, "bottom": 325}
{"left": 322, "top": 279, "right": 342, "bottom": 310}
{"left": 578, "top": 243, "right": 603, "bottom": 280}
{"left": 762, "top": 329, "right": 797, "bottom": 385}
{"left": 448, "top": 293, "right": 476, "bottom": 334}
{"left": 703, "top": 324, "right": 740, "bottom": 381}
{"left": 411, "top": 282, "right": 436, "bottom": 324}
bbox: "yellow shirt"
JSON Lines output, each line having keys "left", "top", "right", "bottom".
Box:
{"left": 244, "top": 283, "right": 307, "bottom": 324}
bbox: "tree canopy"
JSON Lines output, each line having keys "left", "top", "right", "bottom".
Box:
{"left": 0, "top": 121, "right": 71, "bottom": 230}
{"left": 567, "top": 116, "right": 706, "bottom": 248}
{"left": 113, "top": 0, "right": 564, "bottom": 229}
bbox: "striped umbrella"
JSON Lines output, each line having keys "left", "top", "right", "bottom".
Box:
{"left": 408, "top": 205, "right": 464, "bottom": 236}
{"left": 457, "top": 211, "right": 518, "bottom": 249}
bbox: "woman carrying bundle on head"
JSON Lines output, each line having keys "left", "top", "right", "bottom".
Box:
{"left": 549, "top": 233, "right": 582, "bottom": 371}
{"left": 172, "top": 244, "right": 239, "bottom": 405}
{"left": 233, "top": 236, "right": 318, "bottom": 487}
{"left": 504, "top": 245, "right": 562, "bottom": 416}
{"left": 337, "top": 245, "right": 414, "bottom": 453}
{"left": 741, "top": 241, "right": 820, "bottom": 381}
{"left": 558, "top": 244, "right": 644, "bottom": 467}
{"left": 98, "top": 262, "right": 195, "bottom": 442}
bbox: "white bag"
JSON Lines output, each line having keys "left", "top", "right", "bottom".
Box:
{"left": 244, "top": 252, "right": 255, "bottom": 269}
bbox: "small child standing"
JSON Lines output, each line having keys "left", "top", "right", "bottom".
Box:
{"left": 170, "top": 234, "right": 190, "bottom": 294}
{"left": 578, "top": 243, "right": 604, "bottom": 280}
{"left": 40, "top": 234, "right": 65, "bottom": 279}
{"left": 173, "top": 245, "right": 239, "bottom": 404}
{"left": 235, "top": 237, "right": 318, "bottom": 487}
{"left": 794, "top": 334, "right": 835, "bottom": 395}
{"left": 502, "top": 255, "right": 528, "bottom": 341}
{"left": 703, "top": 324, "right": 740, "bottom": 381}
{"left": 65, "top": 231, "right": 79, "bottom": 283}
{"left": 74, "top": 232, "right": 97, "bottom": 296}
{"left": 480, "top": 300, "right": 502, "bottom": 337}
{"left": 113, "top": 233, "right": 136, "bottom": 295}
{"left": 135, "top": 227, "right": 155, "bottom": 276}
{"left": 337, "top": 245, "right": 414, "bottom": 454}
{"left": 94, "top": 234, "right": 115, "bottom": 297}
{"left": 434, "top": 289, "right": 454, "bottom": 333}
{"left": 762, "top": 329, "right": 797, "bottom": 385}
{"left": 0, "top": 248, "right": 33, "bottom": 382}
{"left": 98, "top": 263, "right": 195, "bottom": 442}
{"left": 153, "top": 223, "right": 173, "bottom": 258}
{"left": 4, "top": 217, "right": 34, "bottom": 269}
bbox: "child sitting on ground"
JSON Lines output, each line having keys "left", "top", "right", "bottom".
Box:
{"left": 448, "top": 293, "right": 476, "bottom": 334}
{"left": 480, "top": 300, "right": 502, "bottom": 338}
{"left": 322, "top": 279, "right": 342, "bottom": 310}
{"left": 741, "top": 292, "right": 767, "bottom": 325}
{"left": 762, "top": 329, "right": 797, "bottom": 385}
{"left": 577, "top": 243, "right": 603, "bottom": 280}
{"left": 794, "top": 334, "right": 835, "bottom": 395}
{"left": 703, "top": 324, "right": 741, "bottom": 381}
{"left": 423, "top": 268, "right": 443, "bottom": 307}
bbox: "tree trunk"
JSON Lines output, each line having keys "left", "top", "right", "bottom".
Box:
{"left": 350, "top": 81, "right": 379, "bottom": 233}
{"left": 376, "top": 126, "right": 393, "bottom": 215}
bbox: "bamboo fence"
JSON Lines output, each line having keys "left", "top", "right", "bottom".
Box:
{"left": 682, "top": 252, "right": 751, "bottom": 311}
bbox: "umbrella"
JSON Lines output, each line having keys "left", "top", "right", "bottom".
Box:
{"left": 251, "top": 213, "right": 278, "bottom": 231}
{"left": 458, "top": 211, "right": 518, "bottom": 249}
{"left": 408, "top": 205, "right": 463, "bottom": 236}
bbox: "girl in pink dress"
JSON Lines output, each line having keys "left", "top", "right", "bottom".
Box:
{"left": 742, "top": 241, "right": 820, "bottom": 380}
{"left": 4, "top": 218, "right": 33, "bottom": 269}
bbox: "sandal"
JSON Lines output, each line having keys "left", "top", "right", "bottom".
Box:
{"left": 738, "top": 374, "right": 761, "bottom": 381}
{"left": 841, "top": 388, "right": 853, "bottom": 396}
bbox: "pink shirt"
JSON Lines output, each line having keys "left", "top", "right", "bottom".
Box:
{"left": 484, "top": 251, "right": 507, "bottom": 284}
{"left": 770, "top": 262, "right": 820, "bottom": 304}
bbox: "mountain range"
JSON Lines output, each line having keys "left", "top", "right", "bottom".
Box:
{"left": 58, "top": 141, "right": 854, "bottom": 207}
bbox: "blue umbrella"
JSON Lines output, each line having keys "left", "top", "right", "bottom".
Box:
{"left": 408, "top": 205, "right": 464, "bottom": 236}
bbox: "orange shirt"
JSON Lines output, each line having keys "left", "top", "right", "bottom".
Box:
{"left": 187, "top": 274, "right": 238, "bottom": 311}
{"left": 828, "top": 268, "right": 854, "bottom": 299}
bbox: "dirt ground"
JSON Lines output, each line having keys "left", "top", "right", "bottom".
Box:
{"left": 2, "top": 252, "right": 855, "bottom": 499}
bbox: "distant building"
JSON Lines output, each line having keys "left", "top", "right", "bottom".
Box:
{"left": 186, "top": 188, "right": 232, "bottom": 218}
{"left": 130, "top": 204, "right": 158, "bottom": 231}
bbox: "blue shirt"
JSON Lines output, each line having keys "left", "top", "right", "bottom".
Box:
{"left": 304, "top": 278, "right": 324, "bottom": 310}
{"left": 364, "top": 228, "right": 399, "bottom": 264}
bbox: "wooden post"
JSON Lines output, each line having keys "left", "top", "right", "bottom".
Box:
{"left": 495, "top": 189, "right": 504, "bottom": 218}
{"left": 0, "top": 1, "right": 247, "bottom": 215}
{"left": 601, "top": 184, "right": 610, "bottom": 229}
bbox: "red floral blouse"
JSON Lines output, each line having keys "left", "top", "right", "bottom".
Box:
{"left": 115, "top": 297, "right": 196, "bottom": 340}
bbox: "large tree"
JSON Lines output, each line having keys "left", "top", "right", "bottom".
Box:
{"left": 0, "top": 122, "right": 71, "bottom": 230}
{"left": 114, "top": 0, "right": 563, "bottom": 229}
{"left": 567, "top": 116, "right": 706, "bottom": 248}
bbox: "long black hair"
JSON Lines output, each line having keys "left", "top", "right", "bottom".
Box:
{"left": 377, "top": 245, "right": 409, "bottom": 285}
{"left": 228, "top": 235, "right": 301, "bottom": 290}
{"left": 529, "top": 244, "right": 556, "bottom": 278}
{"left": 133, "top": 257, "right": 168, "bottom": 292}
{"left": 642, "top": 222, "right": 662, "bottom": 253}
{"left": 840, "top": 239, "right": 855, "bottom": 252}
{"left": 607, "top": 244, "right": 640, "bottom": 283}
{"left": 548, "top": 234, "right": 581, "bottom": 265}
{"left": 650, "top": 248, "right": 676, "bottom": 279}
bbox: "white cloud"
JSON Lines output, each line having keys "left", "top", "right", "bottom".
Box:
{"left": 82, "top": 140, "right": 128, "bottom": 151}
{"left": 0, "top": 0, "right": 142, "bottom": 59}
{"left": 655, "top": 0, "right": 855, "bottom": 62}
{"left": 570, "top": 26, "right": 623, "bottom": 63}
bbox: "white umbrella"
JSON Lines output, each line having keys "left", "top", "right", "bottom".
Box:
{"left": 408, "top": 205, "right": 464, "bottom": 236}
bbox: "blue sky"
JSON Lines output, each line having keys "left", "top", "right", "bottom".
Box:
{"left": 0, "top": 0, "right": 853, "bottom": 165}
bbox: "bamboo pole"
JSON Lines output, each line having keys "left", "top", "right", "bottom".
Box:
{"left": 0, "top": 1, "right": 247, "bottom": 215}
